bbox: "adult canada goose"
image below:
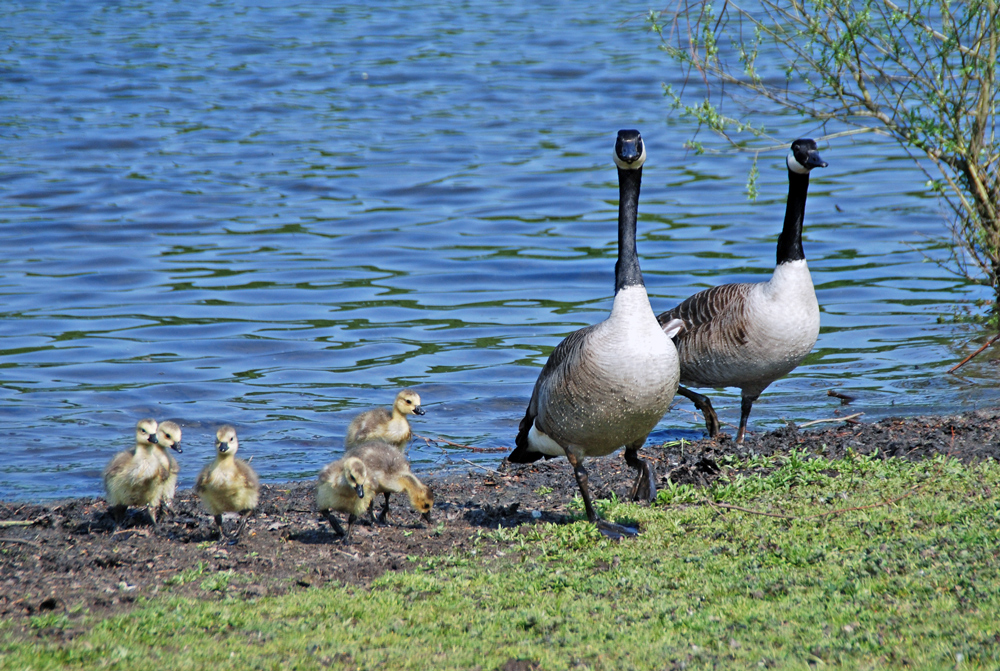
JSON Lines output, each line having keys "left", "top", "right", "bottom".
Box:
{"left": 345, "top": 389, "right": 425, "bottom": 451}
{"left": 195, "top": 425, "right": 260, "bottom": 544}
{"left": 657, "top": 138, "right": 827, "bottom": 443}
{"left": 346, "top": 441, "right": 433, "bottom": 524}
{"left": 153, "top": 420, "right": 183, "bottom": 514}
{"left": 507, "top": 129, "right": 684, "bottom": 536}
{"left": 103, "top": 418, "right": 168, "bottom": 524}
{"left": 316, "top": 456, "right": 376, "bottom": 542}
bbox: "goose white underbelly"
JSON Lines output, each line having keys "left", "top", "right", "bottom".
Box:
{"left": 534, "top": 287, "right": 680, "bottom": 457}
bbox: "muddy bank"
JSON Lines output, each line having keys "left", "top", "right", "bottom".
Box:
{"left": 2, "top": 408, "right": 999, "bottom": 637}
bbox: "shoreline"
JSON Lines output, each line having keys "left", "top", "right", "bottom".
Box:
{"left": 2, "top": 406, "right": 999, "bottom": 632}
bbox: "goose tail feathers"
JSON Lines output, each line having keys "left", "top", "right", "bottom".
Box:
{"left": 508, "top": 411, "right": 545, "bottom": 463}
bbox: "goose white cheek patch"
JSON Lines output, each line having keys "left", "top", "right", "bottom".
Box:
{"left": 787, "top": 151, "right": 810, "bottom": 175}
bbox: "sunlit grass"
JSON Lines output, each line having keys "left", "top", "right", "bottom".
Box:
{"left": 4, "top": 454, "right": 999, "bottom": 670}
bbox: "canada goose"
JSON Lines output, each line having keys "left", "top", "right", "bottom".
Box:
{"left": 345, "top": 389, "right": 425, "bottom": 451}
{"left": 657, "top": 138, "right": 827, "bottom": 443}
{"left": 195, "top": 425, "right": 260, "bottom": 543}
{"left": 316, "top": 456, "right": 376, "bottom": 542}
{"left": 103, "top": 418, "right": 168, "bottom": 524}
{"left": 346, "top": 441, "right": 433, "bottom": 524}
{"left": 507, "top": 129, "right": 684, "bottom": 536}
{"left": 153, "top": 420, "right": 183, "bottom": 514}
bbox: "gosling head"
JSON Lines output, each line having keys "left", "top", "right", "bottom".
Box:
{"left": 342, "top": 457, "right": 368, "bottom": 499}
{"left": 415, "top": 485, "right": 434, "bottom": 514}
{"left": 787, "top": 138, "right": 828, "bottom": 175}
{"left": 135, "top": 418, "right": 159, "bottom": 450}
{"left": 613, "top": 129, "right": 646, "bottom": 170}
{"left": 156, "top": 420, "right": 183, "bottom": 454}
{"left": 395, "top": 389, "right": 425, "bottom": 416}
{"left": 215, "top": 424, "right": 239, "bottom": 456}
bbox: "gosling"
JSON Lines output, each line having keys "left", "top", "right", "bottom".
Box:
{"left": 316, "top": 456, "right": 376, "bottom": 543}
{"left": 153, "top": 420, "right": 183, "bottom": 516}
{"left": 344, "top": 389, "right": 425, "bottom": 452}
{"left": 103, "top": 418, "right": 169, "bottom": 525}
{"left": 195, "top": 425, "right": 260, "bottom": 544}
{"left": 346, "top": 441, "right": 433, "bottom": 525}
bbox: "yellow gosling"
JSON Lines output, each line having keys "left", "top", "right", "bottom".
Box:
{"left": 103, "top": 418, "right": 168, "bottom": 525}
{"left": 153, "top": 420, "right": 183, "bottom": 515}
{"left": 344, "top": 389, "right": 425, "bottom": 451}
{"left": 316, "top": 456, "right": 376, "bottom": 543}
{"left": 195, "top": 425, "right": 260, "bottom": 544}
{"left": 347, "top": 441, "right": 434, "bottom": 524}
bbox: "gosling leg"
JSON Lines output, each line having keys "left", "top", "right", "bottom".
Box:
{"left": 343, "top": 514, "right": 358, "bottom": 544}
{"left": 322, "top": 510, "right": 346, "bottom": 538}
{"left": 108, "top": 504, "right": 127, "bottom": 528}
{"left": 376, "top": 493, "right": 392, "bottom": 525}
{"left": 213, "top": 514, "right": 227, "bottom": 541}
{"left": 228, "top": 510, "right": 252, "bottom": 545}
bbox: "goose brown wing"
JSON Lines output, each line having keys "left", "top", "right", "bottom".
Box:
{"left": 657, "top": 282, "right": 755, "bottom": 349}
{"left": 509, "top": 324, "right": 598, "bottom": 463}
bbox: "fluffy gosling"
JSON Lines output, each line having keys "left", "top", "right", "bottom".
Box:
{"left": 153, "top": 420, "right": 183, "bottom": 516}
{"left": 316, "top": 456, "right": 376, "bottom": 543}
{"left": 103, "top": 418, "right": 168, "bottom": 525}
{"left": 347, "top": 441, "right": 434, "bottom": 524}
{"left": 195, "top": 425, "right": 260, "bottom": 544}
{"left": 344, "top": 389, "right": 425, "bottom": 452}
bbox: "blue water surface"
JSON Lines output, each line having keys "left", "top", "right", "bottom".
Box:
{"left": 1, "top": 0, "right": 996, "bottom": 500}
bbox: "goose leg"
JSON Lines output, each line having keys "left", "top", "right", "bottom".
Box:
{"left": 562, "top": 449, "right": 597, "bottom": 523}
{"left": 322, "top": 510, "right": 346, "bottom": 538}
{"left": 563, "top": 447, "right": 638, "bottom": 539}
{"left": 624, "top": 438, "right": 657, "bottom": 502}
{"left": 736, "top": 395, "right": 757, "bottom": 444}
{"left": 676, "top": 386, "right": 720, "bottom": 437}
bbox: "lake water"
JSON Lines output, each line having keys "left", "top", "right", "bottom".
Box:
{"left": 2, "top": 0, "right": 997, "bottom": 501}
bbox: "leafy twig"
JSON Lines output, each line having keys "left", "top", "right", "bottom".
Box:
{"left": 414, "top": 434, "right": 508, "bottom": 453}
{"left": 948, "top": 332, "right": 1000, "bottom": 374}
{"left": 799, "top": 413, "right": 864, "bottom": 428}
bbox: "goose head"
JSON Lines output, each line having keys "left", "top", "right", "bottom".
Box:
{"left": 613, "top": 129, "right": 647, "bottom": 170}
{"left": 135, "top": 418, "right": 159, "bottom": 449}
{"left": 215, "top": 424, "right": 239, "bottom": 456}
{"left": 156, "top": 420, "right": 183, "bottom": 454}
{"left": 395, "top": 389, "right": 425, "bottom": 416}
{"left": 787, "top": 138, "right": 828, "bottom": 175}
{"left": 342, "top": 457, "right": 368, "bottom": 499}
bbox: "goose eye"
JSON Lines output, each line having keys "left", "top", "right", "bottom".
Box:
{"left": 405, "top": 399, "right": 412, "bottom": 404}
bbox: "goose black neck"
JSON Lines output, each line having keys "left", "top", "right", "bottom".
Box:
{"left": 775, "top": 169, "right": 811, "bottom": 265}
{"left": 615, "top": 166, "right": 645, "bottom": 292}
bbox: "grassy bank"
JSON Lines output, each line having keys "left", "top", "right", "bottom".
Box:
{"left": 4, "top": 450, "right": 1000, "bottom": 670}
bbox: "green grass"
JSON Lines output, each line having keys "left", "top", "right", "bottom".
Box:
{"left": 4, "top": 453, "right": 1000, "bottom": 670}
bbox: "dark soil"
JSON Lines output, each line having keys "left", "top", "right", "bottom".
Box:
{"left": 3, "top": 407, "right": 1000, "bottom": 638}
